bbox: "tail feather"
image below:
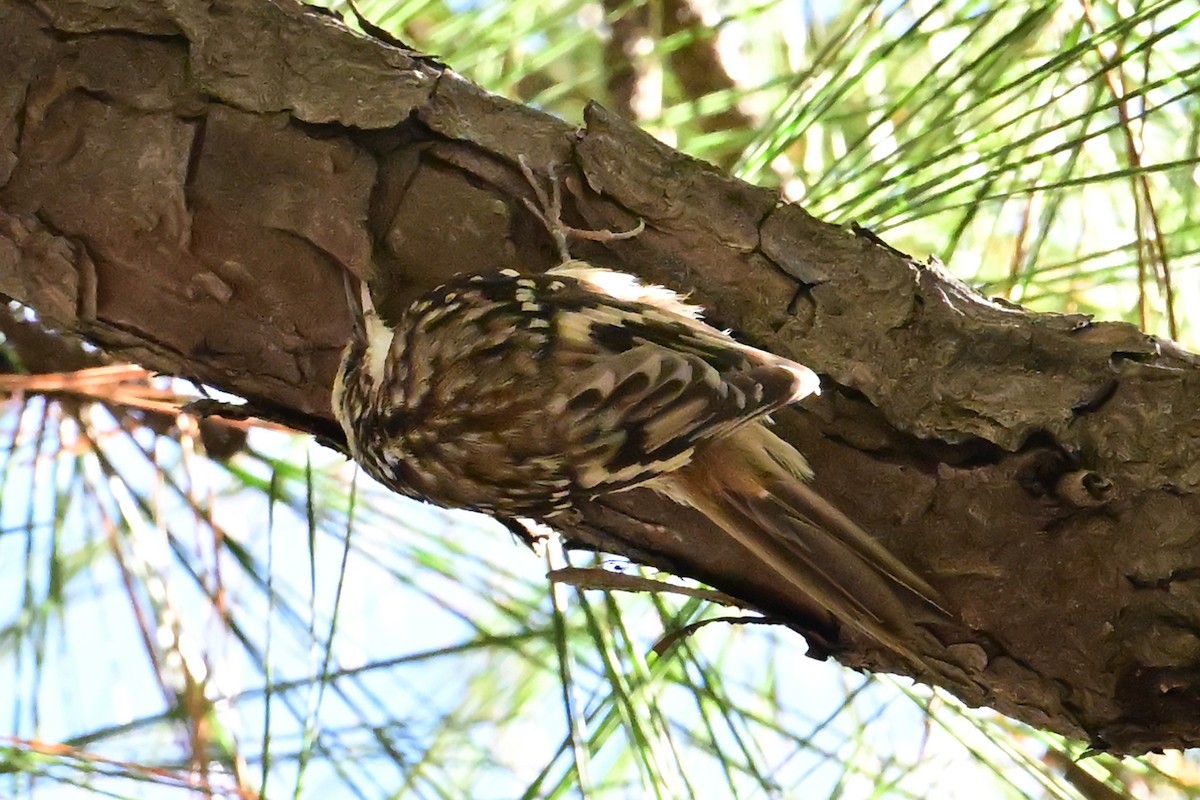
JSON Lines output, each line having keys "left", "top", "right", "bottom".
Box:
{"left": 740, "top": 423, "right": 943, "bottom": 608}
{"left": 653, "top": 421, "right": 946, "bottom": 671}
{"left": 767, "top": 470, "right": 945, "bottom": 610}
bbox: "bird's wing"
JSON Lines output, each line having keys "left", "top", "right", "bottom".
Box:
{"left": 545, "top": 268, "right": 819, "bottom": 494}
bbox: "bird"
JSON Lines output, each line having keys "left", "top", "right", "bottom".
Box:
{"left": 331, "top": 257, "right": 949, "bottom": 672}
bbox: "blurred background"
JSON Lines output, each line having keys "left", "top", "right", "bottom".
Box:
{"left": 2, "top": 0, "right": 1198, "bottom": 797}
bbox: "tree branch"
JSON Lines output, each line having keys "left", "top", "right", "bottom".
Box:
{"left": 3, "top": 0, "right": 1199, "bottom": 754}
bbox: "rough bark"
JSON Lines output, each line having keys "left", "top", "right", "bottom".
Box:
{"left": 3, "top": 0, "right": 1199, "bottom": 755}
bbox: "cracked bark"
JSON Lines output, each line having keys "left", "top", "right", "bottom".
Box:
{"left": 3, "top": 0, "right": 1199, "bottom": 755}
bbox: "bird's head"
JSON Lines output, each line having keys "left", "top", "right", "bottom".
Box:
{"left": 332, "top": 273, "right": 395, "bottom": 456}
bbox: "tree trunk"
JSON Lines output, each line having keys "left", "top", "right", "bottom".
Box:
{"left": 3, "top": 0, "right": 1199, "bottom": 755}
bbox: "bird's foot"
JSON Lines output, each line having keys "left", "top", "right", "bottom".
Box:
{"left": 517, "top": 155, "right": 645, "bottom": 264}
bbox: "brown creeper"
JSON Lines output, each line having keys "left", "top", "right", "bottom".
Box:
{"left": 333, "top": 261, "right": 945, "bottom": 666}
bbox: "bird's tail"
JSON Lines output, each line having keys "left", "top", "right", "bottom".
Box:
{"left": 656, "top": 422, "right": 946, "bottom": 672}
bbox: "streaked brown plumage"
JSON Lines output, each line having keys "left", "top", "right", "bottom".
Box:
{"left": 333, "top": 261, "right": 944, "bottom": 666}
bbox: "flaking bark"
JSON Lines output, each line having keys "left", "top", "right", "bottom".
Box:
{"left": 3, "top": 0, "right": 1200, "bottom": 754}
